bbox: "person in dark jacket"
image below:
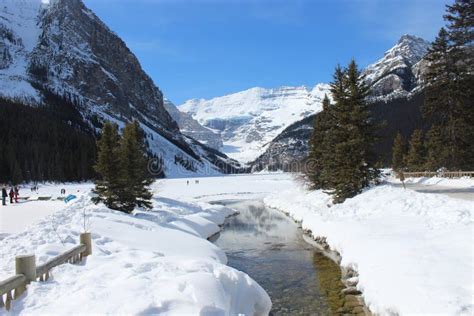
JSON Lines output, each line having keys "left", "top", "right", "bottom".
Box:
{"left": 9, "top": 188, "right": 14, "bottom": 204}
{"left": 14, "top": 186, "right": 19, "bottom": 203}
{"left": 2, "top": 187, "right": 7, "bottom": 206}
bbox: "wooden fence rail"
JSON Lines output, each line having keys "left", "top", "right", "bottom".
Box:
{"left": 397, "top": 171, "right": 474, "bottom": 179}
{"left": 0, "top": 232, "right": 92, "bottom": 311}
{"left": 0, "top": 275, "right": 26, "bottom": 310}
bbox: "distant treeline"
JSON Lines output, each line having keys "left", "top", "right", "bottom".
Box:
{"left": 0, "top": 93, "right": 97, "bottom": 184}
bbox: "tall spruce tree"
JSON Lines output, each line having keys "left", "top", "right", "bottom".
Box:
{"left": 93, "top": 122, "right": 121, "bottom": 209}
{"left": 423, "top": 0, "right": 474, "bottom": 170}
{"left": 445, "top": 0, "right": 474, "bottom": 49}
{"left": 425, "top": 125, "right": 449, "bottom": 170}
{"left": 118, "top": 121, "right": 153, "bottom": 213}
{"left": 323, "top": 61, "right": 379, "bottom": 203}
{"left": 307, "top": 94, "right": 334, "bottom": 189}
{"left": 406, "top": 129, "right": 426, "bottom": 171}
{"left": 391, "top": 132, "right": 406, "bottom": 171}
{"left": 319, "top": 65, "right": 348, "bottom": 192}
{"left": 445, "top": 0, "right": 474, "bottom": 170}
{"left": 93, "top": 121, "right": 154, "bottom": 213}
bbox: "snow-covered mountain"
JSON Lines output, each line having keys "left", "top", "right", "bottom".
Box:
{"left": 163, "top": 99, "right": 223, "bottom": 150}
{"left": 0, "top": 0, "right": 240, "bottom": 177}
{"left": 178, "top": 35, "right": 430, "bottom": 164}
{"left": 179, "top": 84, "right": 331, "bottom": 162}
{"left": 250, "top": 34, "right": 431, "bottom": 171}
{"left": 364, "top": 34, "right": 430, "bottom": 99}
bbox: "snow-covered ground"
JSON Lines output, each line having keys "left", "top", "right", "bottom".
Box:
{"left": 0, "top": 174, "right": 293, "bottom": 315}
{"left": 386, "top": 175, "right": 474, "bottom": 201}
{"left": 156, "top": 173, "right": 293, "bottom": 202}
{"left": 0, "top": 183, "right": 92, "bottom": 238}
{"left": 392, "top": 175, "right": 474, "bottom": 189}
{"left": 1, "top": 173, "right": 472, "bottom": 315}
{"left": 264, "top": 176, "right": 474, "bottom": 315}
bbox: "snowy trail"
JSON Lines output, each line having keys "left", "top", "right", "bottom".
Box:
{"left": 393, "top": 183, "right": 474, "bottom": 201}
{"left": 388, "top": 176, "right": 474, "bottom": 201}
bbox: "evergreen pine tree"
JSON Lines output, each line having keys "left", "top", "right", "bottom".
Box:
{"left": 423, "top": 0, "right": 474, "bottom": 170}
{"left": 12, "top": 162, "right": 23, "bottom": 185}
{"left": 391, "top": 132, "right": 406, "bottom": 171}
{"left": 118, "top": 121, "right": 153, "bottom": 213}
{"left": 318, "top": 65, "right": 347, "bottom": 192}
{"left": 425, "top": 124, "right": 450, "bottom": 171}
{"left": 93, "top": 122, "right": 121, "bottom": 209}
{"left": 444, "top": 0, "right": 474, "bottom": 49}
{"left": 406, "top": 129, "right": 426, "bottom": 171}
{"left": 323, "top": 61, "right": 379, "bottom": 203}
{"left": 307, "top": 94, "right": 334, "bottom": 189}
{"left": 444, "top": 0, "right": 474, "bottom": 170}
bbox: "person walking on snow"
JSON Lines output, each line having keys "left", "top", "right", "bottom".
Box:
{"left": 9, "top": 188, "right": 14, "bottom": 204}
{"left": 2, "top": 187, "right": 7, "bottom": 206}
{"left": 14, "top": 186, "right": 19, "bottom": 203}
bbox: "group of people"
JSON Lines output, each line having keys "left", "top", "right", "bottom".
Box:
{"left": 2, "top": 186, "right": 20, "bottom": 205}
{"left": 186, "top": 180, "right": 200, "bottom": 185}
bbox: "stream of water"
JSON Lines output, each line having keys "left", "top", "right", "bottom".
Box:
{"left": 213, "top": 200, "right": 345, "bottom": 315}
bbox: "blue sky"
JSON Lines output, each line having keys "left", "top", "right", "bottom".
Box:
{"left": 84, "top": 0, "right": 449, "bottom": 104}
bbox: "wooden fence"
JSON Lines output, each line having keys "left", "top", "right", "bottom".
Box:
{"left": 397, "top": 171, "right": 474, "bottom": 179}
{"left": 0, "top": 232, "right": 92, "bottom": 311}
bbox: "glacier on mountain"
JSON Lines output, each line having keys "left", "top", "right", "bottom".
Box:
{"left": 179, "top": 84, "right": 331, "bottom": 162}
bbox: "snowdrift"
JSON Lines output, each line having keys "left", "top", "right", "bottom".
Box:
{"left": 0, "top": 192, "right": 271, "bottom": 315}
{"left": 264, "top": 181, "right": 473, "bottom": 315}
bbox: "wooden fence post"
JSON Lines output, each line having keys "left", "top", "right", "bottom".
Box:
{"left": 15, "top": 255, "right": 36, "bottom": 283}
{"left": 14, "top": 254, "right": 36, "bottom": 298}
{"left": 80, "top": 233, "right": 92, "bottom": 257}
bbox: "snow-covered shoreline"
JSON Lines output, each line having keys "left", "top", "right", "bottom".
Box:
{"left": 2, "top": 174, "right": 472, "bottom": 315}
{"left": 0, "top": 174, "right": 294, "bottom": 315}
{"left": 264, "top": 177, "right": 474, "bottom": 315}
{"left": 0, "top": 179, "right": 275, "bottom": 314}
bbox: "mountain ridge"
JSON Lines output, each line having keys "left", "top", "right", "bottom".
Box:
{"left": 250, "top": 34, "right": 431, "bottom": 171}
{"left": 0, "top": 0, "right": 240, "bottom": 178}
{"left": 179, "top": 83, "right": 331, "bottom": 162}
{"left": 178, "top": 34, "right": 430, "bottom": 164}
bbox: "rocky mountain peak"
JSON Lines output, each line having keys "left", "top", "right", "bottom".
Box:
{"left": 364, "top": 34, "right": 430, "bottom": 98}
{"left": 0, "top": 0, "right": 241, "bottom": 176}
{"left": 33, "top": 0, "right": 178, "bottom": 132}
{"left": 178, "top": 83, "right": 331, "bottom": 162}
{"left": 392, "top": 34, "right": 431, "bottom": 65}
{"left": 249, "top": 35, "right": 432, "bottom": 172}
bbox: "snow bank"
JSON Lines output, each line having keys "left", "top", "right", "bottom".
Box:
{"left": 1, "top": 190, "right": 271, "bottom": 314}
{"left": 264, "top": 182, "right": 473, "bottom": 315}
{"left": 399, "top": 176, "right": 474, "bottom": 188}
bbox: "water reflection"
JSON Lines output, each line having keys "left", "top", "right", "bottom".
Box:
{"left": 213, "top": 200, "right": 342, "bottom": 315}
